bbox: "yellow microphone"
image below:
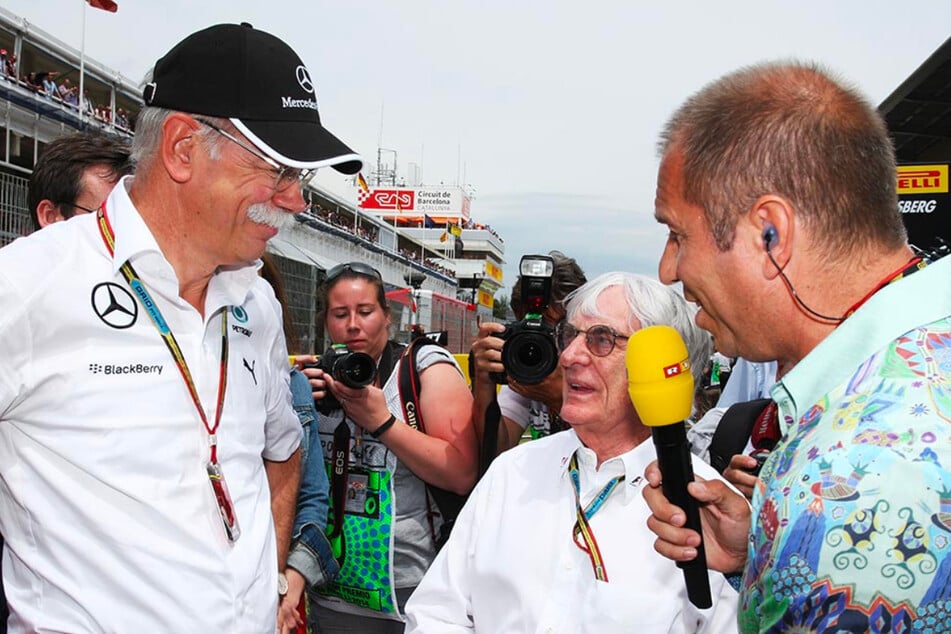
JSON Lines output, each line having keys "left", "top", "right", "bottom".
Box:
{"left": 626, "top": 325, "right": 694, "bottom": 427}
{"left": 627, "top": 325, "right": 712, "bottom": 609}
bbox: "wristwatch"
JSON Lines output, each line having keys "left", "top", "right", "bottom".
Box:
{"left": 278, "top": 572, "right": 288, "bottom": 597}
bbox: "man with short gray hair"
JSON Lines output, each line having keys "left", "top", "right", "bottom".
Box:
{"left": 0, "top": 23, "right": 361, "bottom": 632}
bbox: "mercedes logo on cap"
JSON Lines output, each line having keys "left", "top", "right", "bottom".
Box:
{"left": 296, "top": 65, "right": 314, "bottom": 94}
{"left": 91, "top": 282, "right": 138, "bottom": 329}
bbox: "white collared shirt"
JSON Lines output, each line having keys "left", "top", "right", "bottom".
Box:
{"left": 0, "top": 177, "right": 301, "bottom": 632}
{"left": 405, "top": 429, "right": 739, "bottom": 633}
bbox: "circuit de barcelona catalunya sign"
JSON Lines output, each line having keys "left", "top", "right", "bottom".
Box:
{"left": 358, "top": 186, "right": 471, "bottom": 220}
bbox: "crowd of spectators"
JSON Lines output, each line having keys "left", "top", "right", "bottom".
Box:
{"left": 307, "top": 202, "right": 380, "bottom": 244}
{"left": 423, "top": 257, "right": 454, "bottom": 278}
{"left": 396, "top": 248, "right": 455, "bottom": 278}
{"left": 305, "top": 201, "right": 458, "bottom": 285}
{"left": 0, "top": 48, "right": 132, "bottom": 131}
{"left": 2, "top": 49, "right": 16, "bottom": 81}
{"left": 398, "top": 246, "right": 421, "bottom": 262}
{"left": 466, "top": 219, "right": 502, "bottom": 242}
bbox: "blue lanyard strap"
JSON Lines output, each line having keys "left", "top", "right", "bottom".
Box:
{"left": 568, "top": 451, "right": 624, "bottom": 582}
{"left": 96, "top": 205, "right": 229, "bottom": 464}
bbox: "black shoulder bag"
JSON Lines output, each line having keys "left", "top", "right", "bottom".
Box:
{"left": 708, "top": 398, "right": 772, "bottom": 474}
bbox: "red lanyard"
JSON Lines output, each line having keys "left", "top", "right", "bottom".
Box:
{"left": 843, "top": 256, "right": 925, "bottom": 319}
{"left": 759, "top": 257, "right": 928, "bottom": 451}
{"left": 568, "top": 451, "right": 624, "bottom": 582}
{"left": 97, "top": 206, "right": 240, "bottom": 542}
{"left": 96, "top": 206, "right": 229, "bottom": 464}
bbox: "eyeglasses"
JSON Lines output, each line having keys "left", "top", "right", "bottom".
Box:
{"left": 325, "top": 262, "right": 382, "bottom": 284}
{"left": 554, "top": 321, "right": 630, "bottom": 357}
{"left": 60, "top": 202, "right": 99, "bottom": 215}
{"left": 194, "top": 118, "right": 313, "bottom": 193}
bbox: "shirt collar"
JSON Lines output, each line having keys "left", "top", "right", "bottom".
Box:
{"left": 772, "top": 255, "right": 951, "bottom": 431}
{"left": 106, "top": 175, "right": 163, "bottom": 278}
{"left": 557, "top": 430, "right": 651, "bottom": 504}
{"left": 105, "top": 175, "right": 264, "bottom": 315}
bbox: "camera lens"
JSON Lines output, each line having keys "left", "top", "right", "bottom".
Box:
{"left": 332, "top": 351, "right": 377, "bottom": 388}
{"left": 502, "top": 331, "right": 559, "bottom": 385}
{"left": 515, "top": 340, "right": 544, "bottom": 366}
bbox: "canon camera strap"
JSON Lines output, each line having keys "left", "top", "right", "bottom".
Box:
{"left": 397, "top": 337, "right": 468, "bottom": 548}
{"left": 472, "top": 349, "right": 501, "bottom": 479}
{"left": 327, "top": 421, "right": 351, "bottom": 543}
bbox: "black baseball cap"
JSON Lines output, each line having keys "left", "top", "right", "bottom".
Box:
{"left": 144, "top": 22, "right": 363, "bottom": 174}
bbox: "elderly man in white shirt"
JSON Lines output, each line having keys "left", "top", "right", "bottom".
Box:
{"left": 0, "top": 23, "right": 362, "bottom": 633}
{"left": 405, "top": 272, "right": 739, "bottom": 633}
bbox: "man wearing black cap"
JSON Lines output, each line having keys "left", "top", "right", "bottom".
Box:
{"left": 0, "top": 23, "right": 361, "bottom": 632}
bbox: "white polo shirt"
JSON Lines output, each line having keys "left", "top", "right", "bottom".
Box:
{"left": 0, "top": 178, "right": 301, "bottom": 632}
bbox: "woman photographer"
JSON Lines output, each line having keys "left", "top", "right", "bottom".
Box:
{"left": 301, "top": 262, "right": 477, "bottom": 633}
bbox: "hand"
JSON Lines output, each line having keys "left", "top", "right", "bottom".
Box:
{"left": 470, "top": 322, "right": 506, "bottom": 381}
{"left": 723, "top": 453, "right": 762, "bottom": 502}
{"left": 277, "top": 569, "right": 306, "bottom": 634}
{"left": 325, "top": 374, "right": 390, "bottom": 433}
{"left": 509, "top": 365, "right": 563, "bottom": 412}
{"left": 642, "top": 460, "right": 751, "bottom": 574}
{"left": 296, "top": 355, "right": 329, "bottom": 402}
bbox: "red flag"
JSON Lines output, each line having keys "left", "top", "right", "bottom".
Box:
{"left": 87, "top": 0, "right": 118, "bottom": 12}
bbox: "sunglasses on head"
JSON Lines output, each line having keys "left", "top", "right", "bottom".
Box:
{"left": 325, "top": 262, "right": 382, "bottom": 284}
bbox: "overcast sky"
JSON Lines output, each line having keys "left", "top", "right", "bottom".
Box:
{"left": 4, "top": 0, "right": 949, "bottom": 287}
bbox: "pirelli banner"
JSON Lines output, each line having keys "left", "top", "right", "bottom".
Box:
{"left": 898, "top": 163, "right": 949, "bottom": 251}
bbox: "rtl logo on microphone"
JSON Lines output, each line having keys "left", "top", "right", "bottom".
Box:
{"left": 663, "top": 360, "right": 690, "bottom": 378}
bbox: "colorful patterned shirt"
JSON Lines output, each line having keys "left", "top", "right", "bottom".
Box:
{"left": 741, "top": 254, "right": 951, "bottom": 633}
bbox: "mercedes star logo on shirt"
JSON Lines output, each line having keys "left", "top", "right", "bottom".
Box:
{"left": 91, "top": 282, "right": 138, "bottom": 329}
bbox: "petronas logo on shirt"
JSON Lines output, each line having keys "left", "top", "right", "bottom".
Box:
{"left": 231, "top": 306, "right": 249, "bottom": 323}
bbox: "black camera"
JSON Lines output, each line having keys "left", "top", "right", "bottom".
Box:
{"left": 490, "top": 255, "right": 559, "bottom": 385}
{"left": 303, "top": 344, "right": 377, "bottom": 414}
{"left": 747, "top": 449, "right": 771, "bottom": 476}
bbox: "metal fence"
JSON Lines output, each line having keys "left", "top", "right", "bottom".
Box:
{"left": 0, "top": 171, "right": 29, "bottom": 247}
{"left": 273, "top": 253, "right": 321, "bottom": 355}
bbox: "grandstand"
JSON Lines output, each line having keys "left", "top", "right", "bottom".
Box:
{"left": 0, "top": 6, "right": 507, "bottom": 353}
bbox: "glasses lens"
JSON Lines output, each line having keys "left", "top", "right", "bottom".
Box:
{"left": 555, "top": 321, "right": 577, "bottom": 353}
{"left": 197, "top": 118, "right": 303, "bottom": 193}
{"left": 275, "top": 168, "right": 306, "bottom": 192}
{"left": 586, "top": 326, "right": 616, "bottom": 357}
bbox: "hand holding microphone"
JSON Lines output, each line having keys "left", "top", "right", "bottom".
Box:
{"left": 626, "top": 325, "right": 712, "bottom": 609}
